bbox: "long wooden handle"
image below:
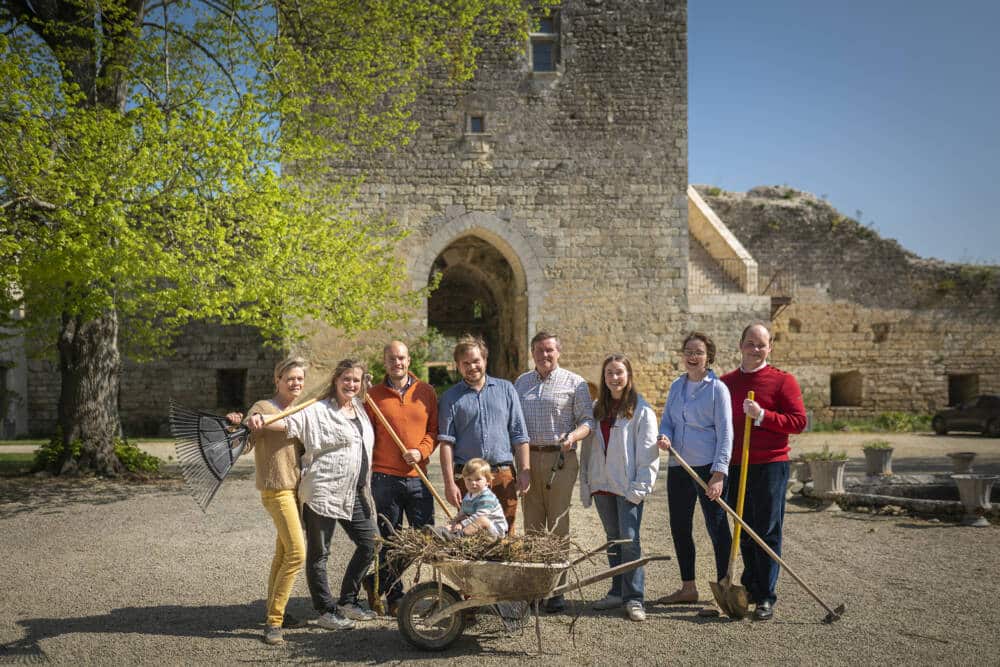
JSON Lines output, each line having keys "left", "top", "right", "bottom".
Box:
{"left": 259, "top": 397, "right": 320, "bottom": 425}
{"left": 363, "top": 393, "right": 454, "bottom": 520}
{"left": 727, "top": 390, "right": 754, "bottom": 577}
{"left": 670, "top": 447, "right": 842, "bottom": 619}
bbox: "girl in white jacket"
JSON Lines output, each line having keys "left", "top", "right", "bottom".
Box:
{"left": 579, "top": 353, "right": 660, "bottom": 622}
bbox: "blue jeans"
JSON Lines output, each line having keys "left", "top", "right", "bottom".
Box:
{"left": 303, "top": 496, "right": 377, "bottom": 613}
{"left": 726, "top": 461, "right": 790, "bottom": 605}
{"left": 593, "top": 494, "right": 645, "bottom": 603}
{"left": 667, "top": 463, "right": 732, "bottom": 582}
{"left": 365, "top": 472, "right": 435, "bottom": 602}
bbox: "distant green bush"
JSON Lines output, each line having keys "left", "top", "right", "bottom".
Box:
{"left": 810, "top": 412, "right": 930, "bottom": 433}
{"left": 115, "top": 440, "right": 162, "bottom": 474}
{"left": 33, "top": 431, "right": 161, "bottom": 474}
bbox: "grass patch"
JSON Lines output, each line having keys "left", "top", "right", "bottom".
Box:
{"left": 810, "top": 412, "right": 931, "bottom": 433}
{"left": 0, "top": 452, "right": 35, "bottom": 476}
{"left": 0, "top": 439, "right": 45, "bottom": 447}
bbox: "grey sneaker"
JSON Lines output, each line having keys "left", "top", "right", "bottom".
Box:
{"left": 625, "top": 600, "right": 646, "bottom": 622}
{"left": 592, "top": 594, "right": 623, "bottom": 611}
{"left": 338, "top": 602, "right": 377, "bottom": 621}
{"left": 317, "top": 611, "right": 355, "bottom": 630}
{"left": 263, "top": 625, "right": 284, "bottom": 645}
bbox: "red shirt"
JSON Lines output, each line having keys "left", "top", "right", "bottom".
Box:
{"left": 365, "top": 374, "right": 438, "bottom": 477}
{"left": 721, "top": 364, "right": 807, "bottom": 465}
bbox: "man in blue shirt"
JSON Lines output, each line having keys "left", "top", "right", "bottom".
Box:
{"left": 438, "top": 335, "right": 531, "bottom": 533}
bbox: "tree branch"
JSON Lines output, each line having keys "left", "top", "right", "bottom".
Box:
{"left": 141, "top": 20, "right": 242, "bottom": 98}
{"left": 2, "top": 195, "right": 58, "bottom": 211}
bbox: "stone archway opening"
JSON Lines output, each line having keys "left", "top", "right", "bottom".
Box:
{"left": 427, "top": 235, "right": 526, "bottom": 380}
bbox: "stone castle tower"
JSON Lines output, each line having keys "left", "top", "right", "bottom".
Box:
{"left": 308, "top": 0, "right": 765, "bottom": 399}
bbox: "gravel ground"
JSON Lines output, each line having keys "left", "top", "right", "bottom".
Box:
{"left": 1, "top": 432, "right": 999, "bottom": 665}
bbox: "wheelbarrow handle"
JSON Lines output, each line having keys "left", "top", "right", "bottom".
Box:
{"left": 550, "top": 554, "right": 672, "bottom": 598}
{"left": 670, "top": 449, "right": 845, "bottom": 623}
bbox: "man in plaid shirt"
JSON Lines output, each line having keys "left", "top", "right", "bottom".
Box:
{"left": 515, "top": 332, "right": 594, "bottom": 612}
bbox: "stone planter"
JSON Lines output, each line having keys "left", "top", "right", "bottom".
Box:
{"left": 951, "top": 474, "right": 998, "bottom": 527}
{"left": 863, "top": 448, "right": 893, "bottom": 476}
{"left": 809, "top": 459, "right": 848, "bottom": 495}
{"left": 948, "top": 452, "right": 977, "bottom": 474}
{"left": 792, "top": 460, "right": 812, "bottom": 483}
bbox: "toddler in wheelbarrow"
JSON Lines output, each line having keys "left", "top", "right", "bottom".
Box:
{"left": 382, "top": 458, "right": 671, "bottom": 651}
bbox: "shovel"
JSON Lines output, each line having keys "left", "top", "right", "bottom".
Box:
{"left": 670, "top": 446, "right": 846, "bottom": 624}
{"left": 708, "top": 390, "right": 754, "bottom": 619}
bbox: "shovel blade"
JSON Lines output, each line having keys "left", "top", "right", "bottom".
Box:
{"left": 709, "top": 577, "right": 750, "bottom": 620}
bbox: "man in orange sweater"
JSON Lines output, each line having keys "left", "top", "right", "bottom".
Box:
{"left": 362, "top": 341, "right": 438, "bottom": 616}
{"left": 721, "top": 322, "right": 807, "bottom": 622}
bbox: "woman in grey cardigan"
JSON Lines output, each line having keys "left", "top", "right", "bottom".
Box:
{"left": 656, "top": 332, "right": 733, "bottom": 606}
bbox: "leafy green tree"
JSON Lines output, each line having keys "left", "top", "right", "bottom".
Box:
{"left": 0, "top": 0, "right": 547, "bottom": 474}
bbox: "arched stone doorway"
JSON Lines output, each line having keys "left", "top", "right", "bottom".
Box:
{"left": 427, "top": 234, "right": 527, "bottom": 380}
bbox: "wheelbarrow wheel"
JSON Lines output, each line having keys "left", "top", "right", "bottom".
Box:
{"left": 397, "top": 582, "right": 466, "bottom": 650}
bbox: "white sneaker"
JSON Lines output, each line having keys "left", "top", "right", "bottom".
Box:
{"left": 592, "top": 594, "right": 623, "bottom": 611}
{"left": 317, "top": 611, "right": 355, "bottom": 630}
{"left": 625, "top": 600, "right": 646, "bottom": 622}
{"left": 338, "top": 602, "right": 377, "bottom": 621}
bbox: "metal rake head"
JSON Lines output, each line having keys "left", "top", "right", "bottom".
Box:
{"left": 169, "top": 400, "right": 250, "bottom": 511}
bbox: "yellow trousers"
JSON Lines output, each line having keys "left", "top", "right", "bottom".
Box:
{"left": 260, "top": 489, "right": 306, "bottom": 627}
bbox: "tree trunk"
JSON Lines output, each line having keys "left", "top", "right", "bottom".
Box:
{"left": 56, "top": 309, "right": 124, "bottom": 475}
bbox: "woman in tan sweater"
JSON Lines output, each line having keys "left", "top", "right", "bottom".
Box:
{"left": 228, "top": 356, "right": 307, "bottom": 645}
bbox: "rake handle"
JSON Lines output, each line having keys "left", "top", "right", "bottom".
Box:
{"left": 363, "top": 394, "right": 454, "bottom": 520}
{"left": 670, "top": 447, "right": 843, "bottom": 621}
{"left": 727, "top": 390, "right": 754, "bottom": 580}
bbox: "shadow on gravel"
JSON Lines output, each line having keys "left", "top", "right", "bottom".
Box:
{"left": 0, "top": 470, "right": 258, "bottom": 519}
{"left": 8, "top": 601, "right": 539, "bottom": 662}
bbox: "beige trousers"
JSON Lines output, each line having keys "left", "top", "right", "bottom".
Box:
{"left": 522, "top": 449, "right": 579, "bottom": 537}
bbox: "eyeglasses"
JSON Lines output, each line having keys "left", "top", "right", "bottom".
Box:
{"left": 682, "top": 349, "right": 707, "bottom": 357}
{"left": 741, "top": 341, "right": 769, "bottom": 351}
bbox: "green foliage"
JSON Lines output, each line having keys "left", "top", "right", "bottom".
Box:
{"left": 32, "top": 430, "right": 81, "bottom": 471}
{"left": 800, "top": 445, "right": 848, "bottom": 461}
{"left": 114, "top": 439, "right": 162, "bottom": 474}
{"left": 810, "top": 412, "right": 931, "bottom": 433}
{"left": 862, "top": 439, "right": 892, "bottom": 450}
{"left": 704, "top": 186, "right": 722, "bottom": 197}
{"left": 32, "top": 432, "right": 161, "bottom": 473}
{"left": 0, "top": 0, "right": 549, "bottom": 351}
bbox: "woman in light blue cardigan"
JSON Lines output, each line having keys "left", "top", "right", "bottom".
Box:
{"left": 656, "top": 332, "right": 733, "bottom": 605}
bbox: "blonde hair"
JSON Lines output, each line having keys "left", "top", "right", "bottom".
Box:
{"left": 461, "top": 458, "right": 493, "bottom": 483}
{"left": 274, "top": 356, "right": 307, "bottom": 380}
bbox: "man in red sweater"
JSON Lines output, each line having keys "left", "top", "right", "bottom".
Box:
{"left": 721, "top": 323, "right": 807, "bottom": 621}
{"left": 362, "top": 341, "right": 438, "bottom": 616}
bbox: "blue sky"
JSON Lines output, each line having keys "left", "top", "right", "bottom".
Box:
{"left": 688, "top": 1, "right": 1000, "bottom": 264}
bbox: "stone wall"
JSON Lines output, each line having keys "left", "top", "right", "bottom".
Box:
{"left": 695, "top": 185, "right": 1000, "bottom": 416}
{"left": 26, "top": 322, "right": 280, "bottom": 437}
{"left": 313, "top": 0, "right": 694, "bottom": 405}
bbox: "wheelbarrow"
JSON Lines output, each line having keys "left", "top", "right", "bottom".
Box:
{"left": 396, "top": 540, "right": 670, "bottom": 650}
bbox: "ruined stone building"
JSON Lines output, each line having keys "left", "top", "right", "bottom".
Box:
{"left": 8, "top": 0, "right": 998, "bottom": 437}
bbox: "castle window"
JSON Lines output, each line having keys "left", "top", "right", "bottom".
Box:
{"left": 530, "top": 13, "right": 559, "bottom": 72}
{"left": 830, "top": 371, "right": 862, "bottom": 407}
{"left": 468, "top": 115, "right": 485, "bottom": 134}
{"left": 216, "top": 369, "right": 247, "bottom": 410}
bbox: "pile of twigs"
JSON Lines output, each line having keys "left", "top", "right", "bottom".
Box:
{"left": 382, "top": 527, "right": 571, "bottom": 567}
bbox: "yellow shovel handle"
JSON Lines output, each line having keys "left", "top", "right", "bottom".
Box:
{"left": 727, "top": 390, "right": 754, "bottom": 568}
